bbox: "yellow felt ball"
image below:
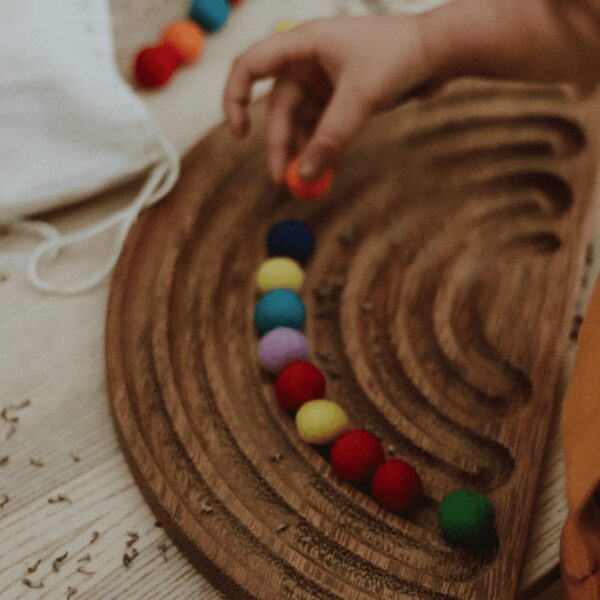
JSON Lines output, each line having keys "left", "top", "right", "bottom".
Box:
{"left": 272, "top": 19, "right": 299, "bottom": 33}
{"left": 295, "top": 400, "right": 350, "bottom": 445}
{"left": 256, "top": 257, "right": 304, "bottom": 293}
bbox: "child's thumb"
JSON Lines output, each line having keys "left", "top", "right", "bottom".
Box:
{"left": 299, "top": 81, "right": 370, "bottom": 180}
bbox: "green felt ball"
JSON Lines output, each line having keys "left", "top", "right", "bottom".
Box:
{"left": 438, "top": 489, "right": 495, "bottom": 547}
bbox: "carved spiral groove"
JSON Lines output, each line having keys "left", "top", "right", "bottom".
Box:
{"left": 107, "top": 81, "right": 595, "bottom": 599}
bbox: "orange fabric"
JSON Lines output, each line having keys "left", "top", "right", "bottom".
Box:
{"left": 561, "top": 278, "right": 600, "bottom": 599}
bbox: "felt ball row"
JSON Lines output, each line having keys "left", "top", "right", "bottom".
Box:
{"left": 254, "top": 209, "right": 498, "bottom": 548}
{"left": 253, "top": 218, "right": 424, "bottom": 514}
{"left": 134, "top": 0, "right": 242, "bottom": 89}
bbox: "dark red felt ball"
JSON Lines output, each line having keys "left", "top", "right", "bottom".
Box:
{"left": 275, "top": 361, "right": 326, "bottom": 411}
{"left": 371, "top": 459, "right": 423, "bottom": 512}
{"left": 134, "top": 45, "right": 180, "bottom": 89}
{"left": 330, "top": 429, "right": 385, "bottom": 482}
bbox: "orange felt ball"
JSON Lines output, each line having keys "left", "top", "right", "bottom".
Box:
{"left": 162, "top": 20, "right": 205, "bottom": 64}
{"left": 285, "top": 157, "right": 334, "bottom": 200}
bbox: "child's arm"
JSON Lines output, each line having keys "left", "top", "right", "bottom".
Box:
{"left": 424, "top": 0, "right": 600, "bottom": 84}
{"left": 223, "top": 1, "right": 600, "bottom": 183}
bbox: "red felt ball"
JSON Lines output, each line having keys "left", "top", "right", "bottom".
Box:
{"left": 330, "top": 430, "right": 385, "bottom": 482}
{"left": 371, "top": 459, "right": 423, "bottom": 512}
{"left": 275, "top": 361, "right": 326, "bottom": 411}
{"left": 134, "top": 45, "right": 180, "bottom": 89}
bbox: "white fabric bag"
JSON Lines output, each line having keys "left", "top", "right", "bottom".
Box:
{"left": 0, "top": 0, "right": 179, "bottom": 293}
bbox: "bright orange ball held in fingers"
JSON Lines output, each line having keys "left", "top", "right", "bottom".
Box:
{"left": 285, "top": 156, "right": 334, "bottom": 200}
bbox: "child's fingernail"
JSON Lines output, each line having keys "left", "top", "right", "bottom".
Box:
{"left": 299, "top": 158, "right": 318, "bottom": 181}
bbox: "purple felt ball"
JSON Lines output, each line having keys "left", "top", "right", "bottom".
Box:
{"left": 258, "top": 327, "right": 309, "bottom": 374}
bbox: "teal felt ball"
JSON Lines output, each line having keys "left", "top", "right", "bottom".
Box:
{"left": 189, "top": 0, "right": 230, "bottom": 33}
{"left": 254, "top": 289, "right": 306, "bottom": 334}
{"left": 438, "top": 489, "right": 496, "bottom": 548}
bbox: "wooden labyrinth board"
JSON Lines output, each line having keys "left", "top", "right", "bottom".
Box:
{"left": 106, "top": 80, "right": 600, "bottom": 599}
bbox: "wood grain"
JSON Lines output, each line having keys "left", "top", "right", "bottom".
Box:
{"left": 106, "top": 80, "right": 600, "bottom": 599}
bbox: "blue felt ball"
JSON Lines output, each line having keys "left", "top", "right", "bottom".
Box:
{"left": 189, "top": 0, "right": 230, "bottom": 33}
{"left": 254, "top": 289, "right": 306, "bottom": 334}
{"left": 267, "top": 220, "right": 315, "bottom": 264}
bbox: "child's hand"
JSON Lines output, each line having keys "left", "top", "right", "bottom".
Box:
{"left": 224, "top": 2, "right": 600, "bottom": 184}
{"left": 223, "top": 16, "right": 433, "bottom": 183}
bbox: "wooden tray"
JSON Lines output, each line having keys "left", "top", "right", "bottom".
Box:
{"left": 106, "top": 80, "right": 599, "bottom": 599}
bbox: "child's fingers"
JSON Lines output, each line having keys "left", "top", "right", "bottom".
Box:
{"left": 286, "top": 90, "right": 324, "bottom": 175}
{"left": 266, "top": 77, "right": 304, "bottom": 182}
{"left": 299, "top": 79, "right": 371, "bottom": 179}
{"left": 287, "top": 60, "right": 332, "bottom": 104}
{"left": 223, "top": 29, "right": 316, "bottom": 137}
{"left": 295, "top": 92, "right": 323, "bottom": 135}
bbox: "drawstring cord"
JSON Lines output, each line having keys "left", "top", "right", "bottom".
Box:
{"left": 24, "top": 138, "right": 179, "bottom": 294}
{"left": 0, "top": 220, "right": 61, "bottom": 271}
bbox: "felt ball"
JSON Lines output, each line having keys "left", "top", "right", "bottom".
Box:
{"left": 371, "top": 459, "right": 423, "bottom": 512}
{"left": 273, "top": 19, "right": 299, "bottom": 33}
{"left": 438, "top": 489, "right": 496, "bottom": 547}
{"left": 267, "top": 220, "right": 314, "bottom": 263}
{"left": 189, "top": 0, "right": 230, "bottom": 33}
{"left": 258, "top": 328, "right": 309, "bottom": 374}
{"left": 330, "top": 430, "right": 385, "bottom": 483}
{"left": 257, "top": 257, "right": 304, "bottom": 293}
{"left": 254, "top": 289, "right": 305, "bottom": 334}
{"left": 285, "top": 156, "right": 334, "bottom": 200}
{"left": 295, "top": 400, "right": 350, "bottom": 445}
{"left": 275, "top": 361, "right": 326, "bottom": 410}
{"left": 134, "top": 45, "right": 180, "bottom": 88}
{"left": 162, "top": 20, "right": 205, "bottom": 64}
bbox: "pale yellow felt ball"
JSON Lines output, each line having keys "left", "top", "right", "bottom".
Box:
{"left": 256, "top": 257, "right": 304, "bottom": 293}
{"left": 272, "top": 19, "right": 299, "bottom": 33}
{"left": 295, "top": 400, "right": 350, "bottom": 445}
